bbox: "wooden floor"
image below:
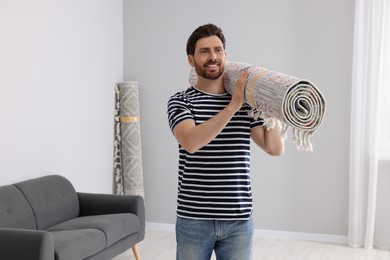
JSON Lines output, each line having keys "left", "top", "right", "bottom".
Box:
{"left": 113, "top": 230, "right": 390, "bottom": 260}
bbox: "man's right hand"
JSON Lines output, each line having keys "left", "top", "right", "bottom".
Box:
{"left": 228, "top": 71, "right": 249, "bottom": 112}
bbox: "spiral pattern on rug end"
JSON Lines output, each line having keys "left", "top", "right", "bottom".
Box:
{"left": 282, "top": 81, "right": 326, "bottom": 134}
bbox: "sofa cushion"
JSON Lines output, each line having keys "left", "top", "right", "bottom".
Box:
{"left": 51, "top": 229, "right": 106, "bottom": 260}
{"left": 47, "top": 213, "right": 140, "bottom": 247}
{"left": 14, "top": 175, "right": 79, "bottom": 230}
{"left": 0, "top": 185, "right": 36, "bottom": 229}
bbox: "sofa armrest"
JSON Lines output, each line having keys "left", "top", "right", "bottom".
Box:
{"left": 0, "top": 228, "right": 54, "bottom": 260}
{"left": 77, "top": 192, "right": 145, "bottom": 240}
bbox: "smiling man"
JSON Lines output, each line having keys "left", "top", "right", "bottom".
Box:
{"left": 167, "top": 23, "right": 285, "bottom": 260}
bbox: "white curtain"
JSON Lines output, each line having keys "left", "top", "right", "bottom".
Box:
{"left": 349, "top": 0, "right": 390, "bottom": 249}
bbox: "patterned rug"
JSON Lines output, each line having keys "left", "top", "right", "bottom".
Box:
{"left": 113, "top": 82, "right": 144, "bottom": 196}
{"left": 189, "top": 62, "right": 326, "bottom": 151}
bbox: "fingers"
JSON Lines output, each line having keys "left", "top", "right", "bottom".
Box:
{"left": 236, "top": 71, "right": 250, "bottom": 93}
{"left": 230, "top": 71, "right": 249, "bottom": 109}
{"left": 238, "top": 70, "right": 250, "bottom": 87}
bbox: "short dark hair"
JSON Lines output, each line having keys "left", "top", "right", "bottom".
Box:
{"left": 186, "top": 23, "right": 226, "bottom": 56}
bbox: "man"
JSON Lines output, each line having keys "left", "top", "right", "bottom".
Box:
{"left": 167, "top": 23, "right": 284, "bottom": 260}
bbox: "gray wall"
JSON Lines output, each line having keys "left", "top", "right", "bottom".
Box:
{"left": 0, "top": 0, "right": 123, "bottom": 193}
{"left": 6, "top": 0, "right": 387, "bottom": 240}
{"left": 123, "top": 0, "right": 355, "bottom": 236}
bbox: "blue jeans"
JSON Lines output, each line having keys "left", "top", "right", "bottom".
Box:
{"left": 176, "top": 216, "right": 254, "bottom": 260}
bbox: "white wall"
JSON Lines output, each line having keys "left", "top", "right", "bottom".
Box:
{"left": 123, "top": 0, "right": 355, "bottom": 236}
{"left": 0, "top": 0, "right": 123, "bottom": 193}
{"left": 2, "top": 0, "right": 374, "bottom": 240}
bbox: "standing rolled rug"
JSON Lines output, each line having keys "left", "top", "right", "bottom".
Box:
{"left": 189, "top": 62, "right": 327, "bottom": 151}
{"left": 113, "top": 81, "right": 144, "bottom": 198}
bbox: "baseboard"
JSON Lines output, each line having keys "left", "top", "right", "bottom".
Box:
{"left": 374, "top": 238, "right": 390, "bottom": 250}
{"left": 146, "top": 222, "right": 175, "bottom": 232}
{"left": 146, "top": 222, "right": 348, "bottom": 245}
{"left": 253, "top": 229, "right": 348, "bottom": 245}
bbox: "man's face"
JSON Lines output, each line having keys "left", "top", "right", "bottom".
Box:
{"left": 190, "top": 36, "right": 226, "bottom": 80}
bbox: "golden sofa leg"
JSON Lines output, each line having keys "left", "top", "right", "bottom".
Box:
{"left": 132, "top": 244, "right": 140, "bottom": 260}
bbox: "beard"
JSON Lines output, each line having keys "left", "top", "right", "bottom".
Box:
{"left": 194, "top": 59, "right": 225, "bottom": 80}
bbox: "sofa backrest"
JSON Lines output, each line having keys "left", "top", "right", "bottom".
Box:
{"left": 0, "top": 185, "right": 37, "bottom": 229}
{"left": 14, "top": 175, "right": 80, "bottom": 230}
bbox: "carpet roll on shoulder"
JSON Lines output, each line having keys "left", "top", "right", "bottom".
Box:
{"left": 189, "top": 61, "right": 327, "bottom": 151}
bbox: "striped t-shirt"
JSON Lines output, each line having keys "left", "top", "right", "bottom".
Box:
{"left": 167, "top": 86, "right": 264, "bottom": 220}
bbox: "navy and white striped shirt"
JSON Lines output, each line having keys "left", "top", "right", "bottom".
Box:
{"left": 167, "top": 86, "right": 264, "bottom": 220}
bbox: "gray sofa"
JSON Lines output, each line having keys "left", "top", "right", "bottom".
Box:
{"left": 0, "top": 175, "right": 145, "bottom": 260}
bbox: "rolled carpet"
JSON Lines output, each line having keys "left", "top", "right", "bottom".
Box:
{"left": 113, "top": 81, "right": 144, "bottom": 197}
{"left": 189, "top": 61, "right": 326, "bottom": 151}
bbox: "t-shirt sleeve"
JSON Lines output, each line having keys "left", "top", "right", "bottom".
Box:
{"left": 167, "top": 93, "right": 194, "bottom": 131}
{"left": 249, "top": 109, "right": 265, "bottom": 128}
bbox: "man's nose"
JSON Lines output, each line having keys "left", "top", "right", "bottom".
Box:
{"left": 209, "top": 51, "right": 217, "bottom": 60}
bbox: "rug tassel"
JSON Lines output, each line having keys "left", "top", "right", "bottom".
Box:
{"left": 264, "top": 117, "right": 276, "bottom": 131}
{"left": 303, "top": 132, "right": 313, "bottom": 152}
{"left": 299, "top": 132, "right": 304, "bottom": 150}
{"left": 295, "top": 130, "right": 304, "bottom": 150}
{"left": 253, "top": 110, "right": 260, "bottom": 120}
{"left": 247, "top": 109, "right": 255, "bottom": 117}
{"left": 281, "top": 123, "right": 289, "bottom": 139}
{"left": 292, "top": 128, "right": 299, "bottom": 145}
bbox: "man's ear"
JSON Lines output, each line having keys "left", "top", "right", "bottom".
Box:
{"left": 188, "top": 55, "right": 195, "bottom": 67}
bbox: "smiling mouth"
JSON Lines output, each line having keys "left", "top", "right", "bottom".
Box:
{"left": 204, "top": 63, "right": 219, "bottom": 71}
